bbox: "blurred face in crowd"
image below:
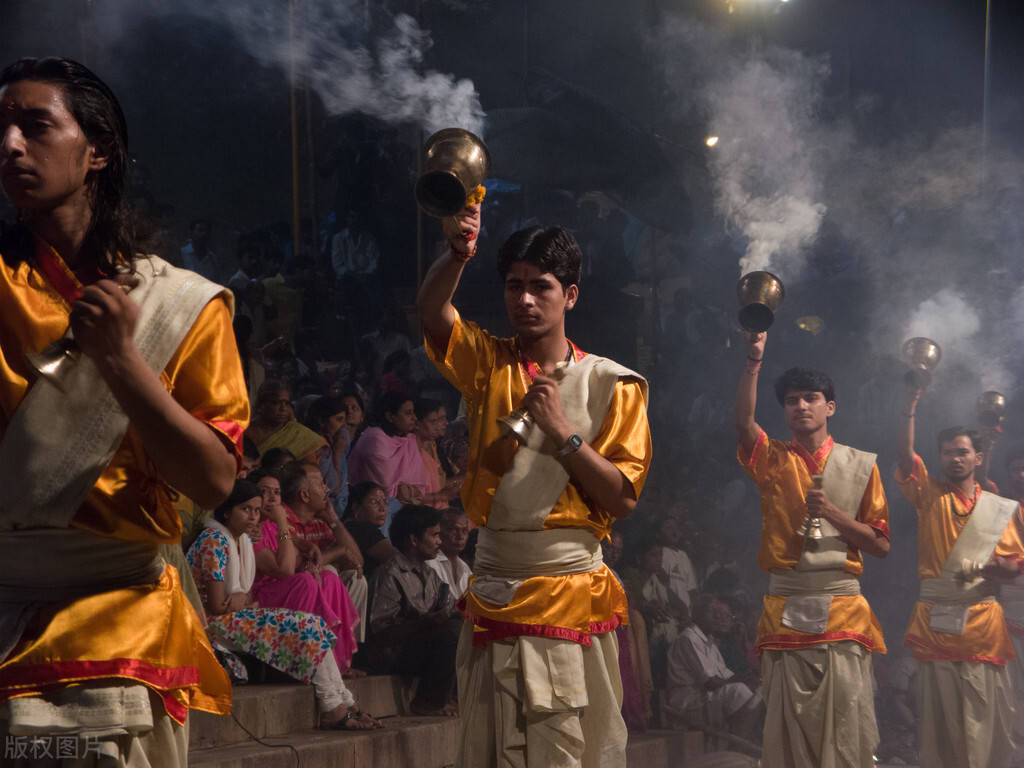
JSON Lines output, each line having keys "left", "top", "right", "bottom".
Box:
{"left": 256, "top": 476, "right": 282, "bottom": 518}
{"left": 261, "top": 388, "right": 293, "bottom": 428}
{"left": 354, "top": 487, "right": 387, "bottom": 527}
{"left": 342, "top": 395, "right": 364, "bottom": 428}
{"left": 440, "top": 514, "right": 469, "bottom": 556}
{"left": 659, "top": 517, "right": 682, "bottom": 548}
{"left": 322, "top": 410, "right": 347, "bottom": 440}
{"left": 302, "top": 466, "right": 329, "bottom": 513}
{"left": 239, "top": 454, "right": 260, "bottom": 479}
{"left": 227, "top": 496, "right": 261, "bottom": 539}
{"left": 939, "top": 435, "right": 981, "bottom": 483}
{"left": 386, "top": 400, "right": 416, "bottom": 436}
{"left": 411, "top": 523, "right": 442, "bottom": 561}
{"left": 782, "top": 389, "right": 834, "bottom": 437}
{"left": 602, "top": 531, "right": 624, "bottom": 568}
{"left": 503, "top": 262, "right": 577, "bottom": 341}
{"left": 417, "top": 407, "right": 448, "bottom": 442}
{"left": 702, "top": 598, "right": 734, "bottom": 636}
{"left": 0, "top": 79, "right": 106, "bottom": 213}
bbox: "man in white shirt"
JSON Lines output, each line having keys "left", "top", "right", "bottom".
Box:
{"left": 427, "top": 508, "right": 471, "bottom": 598}
{"left": 664, "top": 594, "right": 762, "bottom": 741}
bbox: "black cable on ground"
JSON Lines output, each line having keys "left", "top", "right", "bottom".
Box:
{"left": 228, "top": 710, "right": 302, "bottom": 768}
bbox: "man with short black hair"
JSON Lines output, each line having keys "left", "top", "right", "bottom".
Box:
{"left": 367, "top": 504, "right": 460, "bottom": 716}
{"left": 418, "top": 203, "right": 652, "bottom": 766}
{"left": 736, "top": 331, "right": 890, "bottom": 768}
{"left": 897, "top": 385, "right": 1024, "bottom": 768}
{"left": 427, "top": 507, "right": 471, "bottom": 597}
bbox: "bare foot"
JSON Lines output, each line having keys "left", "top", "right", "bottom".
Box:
{"left": 342, "top": 667, "right": 368, "bottom": 679}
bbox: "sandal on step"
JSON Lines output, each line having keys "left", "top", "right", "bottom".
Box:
{"left": 353, "top": 709, "right": 384, "bottom": 729}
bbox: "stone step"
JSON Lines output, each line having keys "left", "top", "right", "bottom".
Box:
{"left": 191, "top": 718, "right": 703, "bottom": 768}
{"left": 190, "top": 677, "right": 411, "bottom": 750}
{"left": 188, "top": 716, "right": 460, "bottom": 768}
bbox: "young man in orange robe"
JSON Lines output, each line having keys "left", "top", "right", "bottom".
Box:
{"left": 736, "top": 330, "right": 890, "bottom": 768}
{"left": 0, "top": 58, "right": 247, "bottom": 764}
{"left": 418, "top": 202, "right": 651, "bottom": 767}
{"left": 897, "top": 384, "right": 1024, "bottom": 768}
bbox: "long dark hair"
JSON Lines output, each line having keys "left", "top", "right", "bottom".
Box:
{"left": 0, "top": 57, "right": 144, "bottom": 273}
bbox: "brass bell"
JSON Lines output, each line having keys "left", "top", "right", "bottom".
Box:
{"left": 25, "top": 336, "right": 79, "bottom": 392}
{"left": 960, "top": 558, "right": 984, "bottom": 581}
{"left": 497, "top": 408, "right": 532, "bottom": 442}
{"left": 736, "top": 271, "right": 785, "bottom": 332}
{"left": 977, "top": 391, "right": 1006, "bottom": 428}
{"left": 901, "top": 337, "right": 941, "bottom": 389}
{"left": 415, "top": 128, "right": 491, "bottom": 218}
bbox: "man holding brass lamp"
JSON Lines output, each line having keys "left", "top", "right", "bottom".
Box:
{"left": 735, "top": 330, "right": 890, "bottom": 768}
{"left": 896, "top": 383, "right": 1024, "bottom": 768}
{"left": 418, "top": 200, "right": 651, "bottom": 768}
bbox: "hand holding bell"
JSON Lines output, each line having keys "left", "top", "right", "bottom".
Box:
{"left": 498, "top": 364, "right": 569, "bottom": 443}
{"left": 800, "top": 474, "right": 826, "bottom": 541}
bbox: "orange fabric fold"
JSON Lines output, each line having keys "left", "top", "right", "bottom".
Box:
{"left": 896, "top": 455, "right": 1024, "bottom": 664}
{"left": 426, "top": 311, "right": 651, "bottom": 644}
{"left": 738, "top": 429, "right": 890, "bottom": 654}
{"left": 0, "top": 246, "right": 248, "bottom": 718}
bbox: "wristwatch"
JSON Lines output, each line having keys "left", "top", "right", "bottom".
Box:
{"left": 558, "top": 433, "right": 584, "bottom": 457}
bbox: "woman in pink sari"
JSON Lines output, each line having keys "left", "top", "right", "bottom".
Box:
{"left": 346, "top": 391, "right": 431, "bottom": 503}
{"left": 249, "top": 469, "right": 361, "bottom": 675}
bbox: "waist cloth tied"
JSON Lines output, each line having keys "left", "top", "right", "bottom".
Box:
{"left": 0, "top": 528, "right": 164, "bottom": 663}
{"left": 919, "top": 577, "right": 996, "bottom": 606}
{"left": 768, "top": 569, "right": 860, "bottom": 635}
{"left": 469, "top": 527, "right": 603, "bottom": 607}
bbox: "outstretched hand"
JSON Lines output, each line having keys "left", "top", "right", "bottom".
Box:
{"left": 745, "top": 331, "right": 766, "bottom": 360}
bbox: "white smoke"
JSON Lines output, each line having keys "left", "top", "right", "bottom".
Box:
{"left": 903, "top": 288, "right": 1010, "bottom": 392}
{"left": 93, "top": 0, "right": 485, "bottom": 135}
{"left": 656, "top": 18, "right": 834, "bottom": 277}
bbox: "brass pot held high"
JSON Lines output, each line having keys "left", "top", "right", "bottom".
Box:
{"left": 736, "top": 271, "right": 785, "bottom": 332}
{"left": 977, "top": 390, "right": 1007, "bottom": 428}
{"left": 901, "top": 337, "right": 941, "bottom": 389}
{"left": 415, "top": 128, "right": 491, "bottom": 218}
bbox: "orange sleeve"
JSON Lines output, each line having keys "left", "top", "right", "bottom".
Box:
{"left": 857, "top": 464, "right": 890, "bottom": 539}
{"left": 895, "top": 453, "right": 928, "bottom": 510}
{"left": 163, "top": 295, "right": 250, "bottom": 460}
{"left": 588, "top": 379, "right": 652, "bottom": 500}
{"left": 424, "top": 308, "right": 500, "bottom": 404}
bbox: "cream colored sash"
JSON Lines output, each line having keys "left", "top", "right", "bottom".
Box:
{"left": 469, "top": 355, "right": 646, "bottom": 607}
{"left": 781, "top": 443, "right": 874, "bottom": 633}
{"left": 796, "top": 442, "right": 876, "bottom": 571}
{"left": 0, "top": 256, "right": 228, "bottom": 530}
{"left": 486, "top": 354, "right": 647, "bottom": 532}
{"left": 771, "top": 569, "right": 861, "bottom": 635}
{"left": 923, "top": 490, "right": 1018, "bottom": 635}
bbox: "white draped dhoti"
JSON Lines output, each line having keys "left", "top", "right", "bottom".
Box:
{"left": 916, "top": 658, "right": 1014, "bottom": 768}
{"left": 760, "top": 640, "right": 877, "bottom": 768}
{"left": 455, "top": 622, "right": 626, "bottom": 768}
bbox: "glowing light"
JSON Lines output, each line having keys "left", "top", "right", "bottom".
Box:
{"left": 705, "top": 136, "right": 720, "bottom": 147}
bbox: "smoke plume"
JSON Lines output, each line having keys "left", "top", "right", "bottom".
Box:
{"left": 94, "top": 0, "right": 485, "bottom": 135}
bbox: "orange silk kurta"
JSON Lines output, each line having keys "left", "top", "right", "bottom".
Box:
{"left": 739, "top": 430, "right": 889, "bottom": 654}
{"left": 425, "top": 310, "right": 651, "bottom": 647}
{"left": 897, "top": 454, "right": 1024, "bottom": 665}
{"left": 0, "top": 246, "right": 249, "bottom": 722}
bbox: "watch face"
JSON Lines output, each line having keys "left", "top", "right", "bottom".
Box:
{"left": 569, "top": 434, "right": 583, "bottom": 449}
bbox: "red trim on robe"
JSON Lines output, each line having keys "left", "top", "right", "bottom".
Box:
{"left": 460, "top": 608, "right": 624, "bottom": 648}
{"left": 747, "top": 429, "right": 768, "bottom": 470}
{"left": 866, "top": 519, "right": 891, "bottom": 540}
{"left": 757, "top": 630, "right": 878, "bottom": 653}
{"left": 904, "top": 635, "right": 1007, "bottom": 666}
{"left": 788, "top": 435, "right": 834, "bottom": 476}
{"left": 208, "top": 418, "right": 245, "bottom": 453}
{"left": 947, "top": 481, "right": 981, "bottom": 512}
{"left": 33, "top": 240, "right": 84, "bottom": 304}
{"left": 0, "top": 659, "right": 203, "bottom": 724}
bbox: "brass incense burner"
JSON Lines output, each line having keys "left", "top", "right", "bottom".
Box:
{"left": 736, "top": 271, "right": 785, "bottom": 332}
{"left": 977, "top": 391, "right": 1007, "bottom": 428}
{"left": 415, "top": 128, "right": 491, "bottom": 218}
{"left": 902, "top": 337, "right": 941, "bottom": 389}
